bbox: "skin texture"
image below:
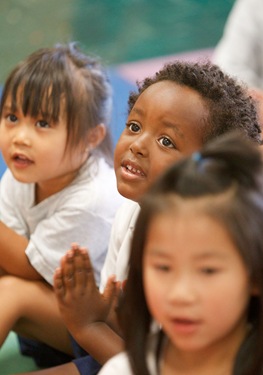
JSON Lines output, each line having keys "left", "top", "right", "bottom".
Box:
{"left": 114, "top": 81, "right": 205, "bottom": 201}
{"left": 143, "top": 205, "right": 255, "bottom": 375}
{"left": 0, "top": 98, "right": 89, "bottom": 203}
{"left": 54, "top": 244, "right": 123, "bottom": 362}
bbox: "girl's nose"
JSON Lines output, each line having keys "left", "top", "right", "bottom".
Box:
{"left": 129, "top": 134, "right": 149, "bottom": 157}
{"left": 13, "top": 126, "right": 31, "bottom": 146}
{"left": 168, "top": 276, "right": 197, "bottom": 305}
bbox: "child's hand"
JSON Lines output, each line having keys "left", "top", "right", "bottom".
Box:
{"left": 54, "top": 243, "right": 121, "bottom": 336}
{"left": 103, "top": 275, "right": 122, "bottom": 334}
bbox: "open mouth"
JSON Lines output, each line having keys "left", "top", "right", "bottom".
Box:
{"left": 171, "top": 318, "right": 199, "bottom": 334}
{"left": 12, "top": 154, "right": 33, "bottom": 165}
{"left": 125, "top": 164, "right": 145, "bottom": 176}
{"left": 122, "top": 160, "right": 146, "bottom": 177}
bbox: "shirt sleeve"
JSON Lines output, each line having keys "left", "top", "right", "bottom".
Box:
{"left": 98, "top": 353, "right": 133, "bottom": 374}
{"left": 100, "top": 200, "right": 140, "bottom": 292}
{"left": 0, "top": 169, "right": 30, "bottom": 235}
{"left": 26, "top": 203, "right": 111, "bottom": 285}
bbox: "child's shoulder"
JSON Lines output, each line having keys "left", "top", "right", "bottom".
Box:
{"left": 99, "top": 352, "right": 133, "bottom": 374}
{"left": 115, "top": 199, "right": 140, "bottom": 227}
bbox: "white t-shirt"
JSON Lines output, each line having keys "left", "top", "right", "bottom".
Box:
{"left": 100, "top": 199, "right": 140, "bottom": 291}
{"left": 98, "top": 352, "right": 135, "bottom": 374}
{"left": 98, "top": 330, "right": 161, "bottom": 375}
{"left": 213, "top": 0, "right": 263, "bottom": 89}
{"left": 0, "top": 156, "right": 124, "bottom": 285}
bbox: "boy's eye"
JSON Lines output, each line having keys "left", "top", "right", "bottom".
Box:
{"left": 7, "top": 114, "right": 18, "bottom": 123}
{"left": 126, "top": 122, "right": 141, "bottom": 133}
{"left": 158, "top": 136, "right": 175, "bottom": 149}
{"left": 36, "top": 120, "right": 49, "bottom": 128}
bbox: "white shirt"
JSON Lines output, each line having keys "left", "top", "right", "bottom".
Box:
{"left": 98, "top": 330, "right": 161, "bottom": 375}
{"left": 213, "top": 0, "right": 263, "bottom": 89}
{"left": 100, "top": 199, "right": 140, "bottom": 291}
{"left": 98, "top": 352, "right": 135, "bottom": 374}
{"left": 0, "top": 156, "right": 124, "bottom": 285}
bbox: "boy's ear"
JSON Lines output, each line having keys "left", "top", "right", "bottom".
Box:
{"left": 88, "top": 123, "right": 106, "bottom": 150}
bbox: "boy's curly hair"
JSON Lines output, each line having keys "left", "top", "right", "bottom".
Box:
{"left": 128, "top": 61, "right": 261, "bottom": 144}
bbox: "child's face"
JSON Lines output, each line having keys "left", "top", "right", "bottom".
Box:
{"left": 114, "top": 81, "right": 205, "bottom": 201}
{"left": 143, "top": 205, "right": 253, "bottom": 359}
{"left": 0, "top": 97, "right": 87, "bottom": 200}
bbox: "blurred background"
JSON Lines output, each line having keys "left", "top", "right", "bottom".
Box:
{"left": 0, "top": 0, "right": 235, "bottom": 145}
{"left": 0, "top": 0, "right": 235, "bottom": 373}
{"left": 0, "top": 0, "right": 234, "bottom": 82}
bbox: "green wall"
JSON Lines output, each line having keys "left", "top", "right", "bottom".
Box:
{"left": 0, "top": 0, "right": 234, "bottom": 83}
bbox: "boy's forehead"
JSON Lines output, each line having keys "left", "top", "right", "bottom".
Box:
{"left": 134, "top": 81, "right": 207, "bottom": 132}
{"left": 138, "top": 80, "right": 205, "bottom": 108}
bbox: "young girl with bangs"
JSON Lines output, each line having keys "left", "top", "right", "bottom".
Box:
{"left": 0, "top": 43, "right": 123, "bottom": 365}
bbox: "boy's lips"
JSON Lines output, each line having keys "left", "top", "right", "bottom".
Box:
{"left": 121, "top": 160, "right": 146, "bottom": 177}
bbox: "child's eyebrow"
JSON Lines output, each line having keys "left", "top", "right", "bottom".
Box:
{"left": 129, "top": 107, "right": 143, "bottom": 116}
{"left": 193, "top": 251, "right": 228, "bottom": 261}
{"left": 162, "top": 121, "right": 184, "bottom": 138}
{"left": 145, "top": 248, "right": 173, "bottom": 259}
{"left": 130, "top": 107, "right": 184, "bottom": 137}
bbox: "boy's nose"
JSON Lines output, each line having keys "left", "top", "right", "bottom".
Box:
{"left": 129, "top": 135, "right": 149, "bottom": 157}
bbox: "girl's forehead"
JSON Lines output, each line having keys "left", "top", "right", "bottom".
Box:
{"left": 4, "top": 83, "right": 64, "bottom": 121}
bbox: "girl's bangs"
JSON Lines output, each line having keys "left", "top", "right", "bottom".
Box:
{"left": 7, "top": 66, "right": 62, "bottom": 122}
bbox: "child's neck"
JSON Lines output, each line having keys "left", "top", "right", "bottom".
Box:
{"left": 35, "top": 170, "right": 79, "bottom": 204}
{"left": 161, "top": 330, "right": 246, "bottom": 375}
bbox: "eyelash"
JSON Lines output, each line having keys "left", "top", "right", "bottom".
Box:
{"left": 5, "top": 113, "right": 50, "bottom": 129}
{"left": 6, "top": 114, "right": 18, "bottom": 123}
{"left": 152, "top": 264, "right": 171, "bottom": 272}
{"left": 126, "top": 122, "right": 175, "bottom": 149}
{"left": 36, "top": 120, "right": 49, "bottom": 128}
{"left": 158, "top": 136, "right": 175, "bottom": 149}
{"left": 126, "top": 122, "right": 141, "bottom": 133}
{"left": 200, "top": 267, "right": 219, "bottom": 275}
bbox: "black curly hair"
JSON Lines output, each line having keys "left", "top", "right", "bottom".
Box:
{"left": 128, "top": 61, "right": 261, "bottom": 145}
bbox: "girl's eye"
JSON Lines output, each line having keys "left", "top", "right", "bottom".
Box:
{"left": 158, "top": 136, "right": 175, "bottom": 149}
{"left": 153, "top": 264, "right": 170, "bottom": 272}
{"left": 126, "top": 122, "right": 141, "bottom": 133}
{"left": 7, "top": 114, "right": 18, "bottom": 123}
{"left": 201, "top": 267, "right": 219, "bottom": 275}
{"left": 36, "top": 120, "right": 49, "bottom": 128}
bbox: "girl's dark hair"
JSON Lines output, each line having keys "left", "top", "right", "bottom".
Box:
{"left": 120, "top": 131, "right": 263, "bottom": 375}
{"left": 0, "top": 42, "right": 113, "bottom": 162}
{"left": 128, "top": 61, "right": 261, "bottom": 145}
